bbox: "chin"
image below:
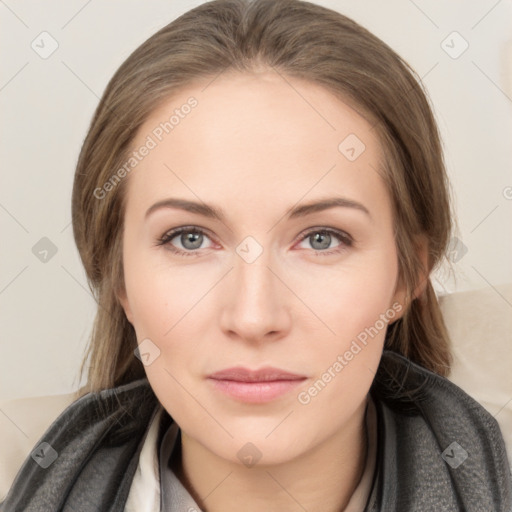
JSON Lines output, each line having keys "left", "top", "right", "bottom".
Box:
{"left": 201, "top": 426, "right": 312, "bottom": 468}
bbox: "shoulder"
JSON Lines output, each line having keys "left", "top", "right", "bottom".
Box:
{"left": 439, "top": 284, "right": 512, "bottom": 467}
{"left": 0, "top": 391, "right": 78, "bottom": 502}
{"left": 371, "top": 350, "right": 512, "bottom": 511}
{"left": 1, "top": 378, "right": 159, "bottom": 510}
{"left": 372, "top": 350, "right": 510, "bottom": 459}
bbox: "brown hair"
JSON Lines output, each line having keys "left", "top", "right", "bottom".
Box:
{"left": 72, "top": 0, "right": 453, "bottom": 398}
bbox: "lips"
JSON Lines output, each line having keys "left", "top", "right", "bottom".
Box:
{"left": 208, "top": 366, "right": 306, "bottom": 382}
{"left": 207, "top": 366, "right": 307, "bottom": 403}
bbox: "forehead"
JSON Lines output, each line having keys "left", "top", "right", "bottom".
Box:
{"left": 125, "top": 70, "right": 387, "bottom": 216}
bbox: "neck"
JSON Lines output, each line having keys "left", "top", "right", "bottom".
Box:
{"left": 172, "top": 396, "right": 370, "bottom": 512}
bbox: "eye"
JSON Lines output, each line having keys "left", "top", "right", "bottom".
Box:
{"left": 295, "top": 228, "right": 353, "bottom": 256}
{"left": 156, "top": 226, "right": 214, "bottom": 257}
{"left": 156, "top": 226, "right": 353, "bottom": 258}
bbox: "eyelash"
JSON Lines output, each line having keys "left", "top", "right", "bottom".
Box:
{"left": 156, "top": 225, "right": 353, "bottom": 258}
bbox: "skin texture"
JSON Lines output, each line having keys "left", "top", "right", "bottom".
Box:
{"left": 118, "top": 68, "right": 416, "bottom": 511}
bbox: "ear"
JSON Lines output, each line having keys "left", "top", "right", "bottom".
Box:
{"left": 117, "top": 286, "right": 134, "bottom": 325}
{"left": 391, "top": 233, "right": 429, "bottom": 321}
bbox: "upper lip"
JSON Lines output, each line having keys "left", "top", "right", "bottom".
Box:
{"left": 208, "top": 366, "right": 306, "bottom": 382}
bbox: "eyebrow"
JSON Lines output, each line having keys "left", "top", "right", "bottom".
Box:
{"left": 145, "top": 196, "right": 371, "bottom": 222}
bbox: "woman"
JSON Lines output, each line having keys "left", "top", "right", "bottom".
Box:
{"left": 2, "top": 0, "right": 511, "bottom": 510}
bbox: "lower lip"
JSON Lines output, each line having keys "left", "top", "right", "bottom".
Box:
{"left": 207, "top": 378, "right": 306, "bottom": 403}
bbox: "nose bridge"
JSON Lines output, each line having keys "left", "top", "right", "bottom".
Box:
{"left": 220, "top": 240, "right": 289, "bottom": 340}
{"left": 236, "top": 254, "right": 273, "bottom": 302}
{"left": 234, "top": 244, "right": 277, "bottom": 314}
{"left": 234, "top": 233, "right": 275, "bottom": 297}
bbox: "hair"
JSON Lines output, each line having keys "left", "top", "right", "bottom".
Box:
{"left": 72, "top": 0, "right": 454, "bottom": 398}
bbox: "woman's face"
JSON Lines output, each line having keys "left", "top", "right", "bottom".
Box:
{"left": 119, "top": 69, "right": 407, "bottom": 465}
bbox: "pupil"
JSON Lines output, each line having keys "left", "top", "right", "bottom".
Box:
{"left": 183, "top": 232, "right": 202, "bottom": 249}
{"left": 312, "top": 232, "right": 330, "bottom": 250}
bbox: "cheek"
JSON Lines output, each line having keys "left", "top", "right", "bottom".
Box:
{"left": 122, "top": 243, "right": 209, "bottom": 339}
{"left": 297, "top": 249, "right": 399, "bottom": 342}
{"left": 123, "top": 272, "right": 170, "bottom": 340}
{"left": 293, "top": 266, "right": 398, "bottom": 418}
{"left": 292, "top": 244, "right": 399, "bottom": 403}
{"left": 122, "top": 257, "right": 208, "bottom": 420}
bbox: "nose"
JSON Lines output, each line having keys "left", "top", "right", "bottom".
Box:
{"left": 219, "top": 250, "right": 292, "bottom": 345}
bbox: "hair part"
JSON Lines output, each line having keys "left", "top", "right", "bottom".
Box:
{"left": 72, "top": 0, "right": 454, "bottom": 397}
